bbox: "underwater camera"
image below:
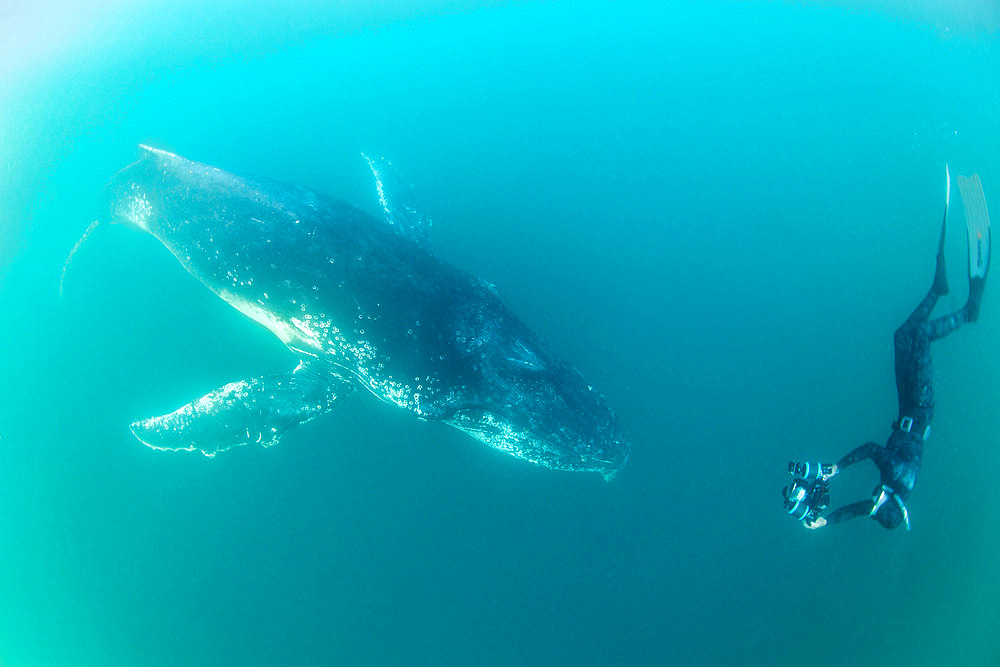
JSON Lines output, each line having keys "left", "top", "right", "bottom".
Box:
{"left": 783, "top": 476, "right": 830, "bottom": 522}
{"left": 787, "top": 460, "right": 836, "bottom": 482}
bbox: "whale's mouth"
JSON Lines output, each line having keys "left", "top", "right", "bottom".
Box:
{"left": 446, "top": 407, "right": 626, "bottom": 474}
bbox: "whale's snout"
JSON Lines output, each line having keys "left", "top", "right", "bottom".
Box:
{"left": 592, "top": 434, "right": 630, "bottom": 474}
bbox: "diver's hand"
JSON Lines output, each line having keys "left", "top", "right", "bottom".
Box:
{"left": 803, "top": 516, "right": 827, "bottom": 529}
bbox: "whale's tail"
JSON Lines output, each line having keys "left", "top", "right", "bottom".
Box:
{"left": 59, "top": 219, "right": 100, "bottom": 299}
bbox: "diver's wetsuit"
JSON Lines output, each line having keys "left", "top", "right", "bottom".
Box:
{"left": 791, "top": 172, "right": 990, "bottom": 531}
{"left": 826, "top": 272, "right": 982, "bottom": 529}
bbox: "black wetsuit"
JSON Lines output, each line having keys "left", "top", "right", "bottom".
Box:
{"left": 826, "top": 281, "right": 976, "bottom": 529}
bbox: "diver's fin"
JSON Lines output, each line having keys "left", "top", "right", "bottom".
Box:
{"left": 360, "top": 153, "right": 431, "bottom": 247}
{"left": 957, "top": 173, "right": 991, "bottom": 281}
{"left": 956, "top": 173, "right": 990, "bottom": 321}
{"left": 129, "top": 361, "right": 353, "bottom": 456}
{"left": 946, "top": 164, "right": 951, "bottom": 210}
{"left": 933, "top": 166, "right": 950, "bottom": 295}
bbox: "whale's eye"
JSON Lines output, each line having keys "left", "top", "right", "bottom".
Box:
{"left": 505, "top": 339, "right": 545, "bottom": 372}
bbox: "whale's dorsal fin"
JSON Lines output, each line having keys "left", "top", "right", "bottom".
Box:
{"left": 361, "top": 153, "right": 430, "bottom": 248}
{"left": 129, "top": 361, "right": 354, "bottom": 456}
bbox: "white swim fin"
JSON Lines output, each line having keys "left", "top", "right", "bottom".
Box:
{"left": 957, "top": 173, "right": 991, "bottom": 281}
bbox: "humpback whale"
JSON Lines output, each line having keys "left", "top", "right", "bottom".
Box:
{"left": 95, "top": 146, "right": 628, "bottom": 476}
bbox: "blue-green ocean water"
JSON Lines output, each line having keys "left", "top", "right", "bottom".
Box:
{"left": 2, "top": 1, "right": 1000, "bottom": 665}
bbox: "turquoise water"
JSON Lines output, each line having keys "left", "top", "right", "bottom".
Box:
{"left": 2, "top": 1, "right": 999, "bottom": 665}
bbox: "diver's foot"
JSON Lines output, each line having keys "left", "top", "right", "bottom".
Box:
{"left": 934, "top": 219, "right": 950, "bottom": 295}
{"left": 804, "top": 517, "right": 827, "bottom": 530}
{"left": 934, "top": 249, "right": 949, "bottom": 295}
{"left": 967, "top": 277, "right": 985, "bottom": 322}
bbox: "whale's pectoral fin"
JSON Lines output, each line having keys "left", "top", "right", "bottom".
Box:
{"left": 361, "top": 152, "right": 430, "bottom": 247}
{"left": 129, "top": 362, "right": 354, "bottom": 456}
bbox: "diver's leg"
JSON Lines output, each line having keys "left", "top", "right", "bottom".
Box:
{"left": 927, "top": 304, "right": 973, "bottom": 341}
{"left": 904, "top": 289, "right": 941, "bottom": 328}
{"left": 825, "top": 501, "right": 874, "bottom": 525}
{"left": 904, "top": 174, "right": 953, "bottom": 326}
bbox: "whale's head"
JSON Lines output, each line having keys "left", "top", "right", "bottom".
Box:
{"left": 445, "top": 314, "right": 629, "bottom": 478}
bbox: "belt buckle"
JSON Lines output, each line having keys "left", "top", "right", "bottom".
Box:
{"left": 899, "top": 416, "right": 914, "bottom": 433}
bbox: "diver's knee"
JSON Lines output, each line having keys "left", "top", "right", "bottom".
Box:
{"left": 894, "top": 325, "right": 914, "bottom": 346}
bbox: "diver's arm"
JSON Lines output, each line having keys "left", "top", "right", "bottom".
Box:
{"left": 825, "top": 500, "right": 873, "bottom": 525}
{"left": 837, "top": 442, "right": 881, "bottom": 470}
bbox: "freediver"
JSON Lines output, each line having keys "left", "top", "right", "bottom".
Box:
{"left": 783, "top": 167, "right": 991, "bottom": 530}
